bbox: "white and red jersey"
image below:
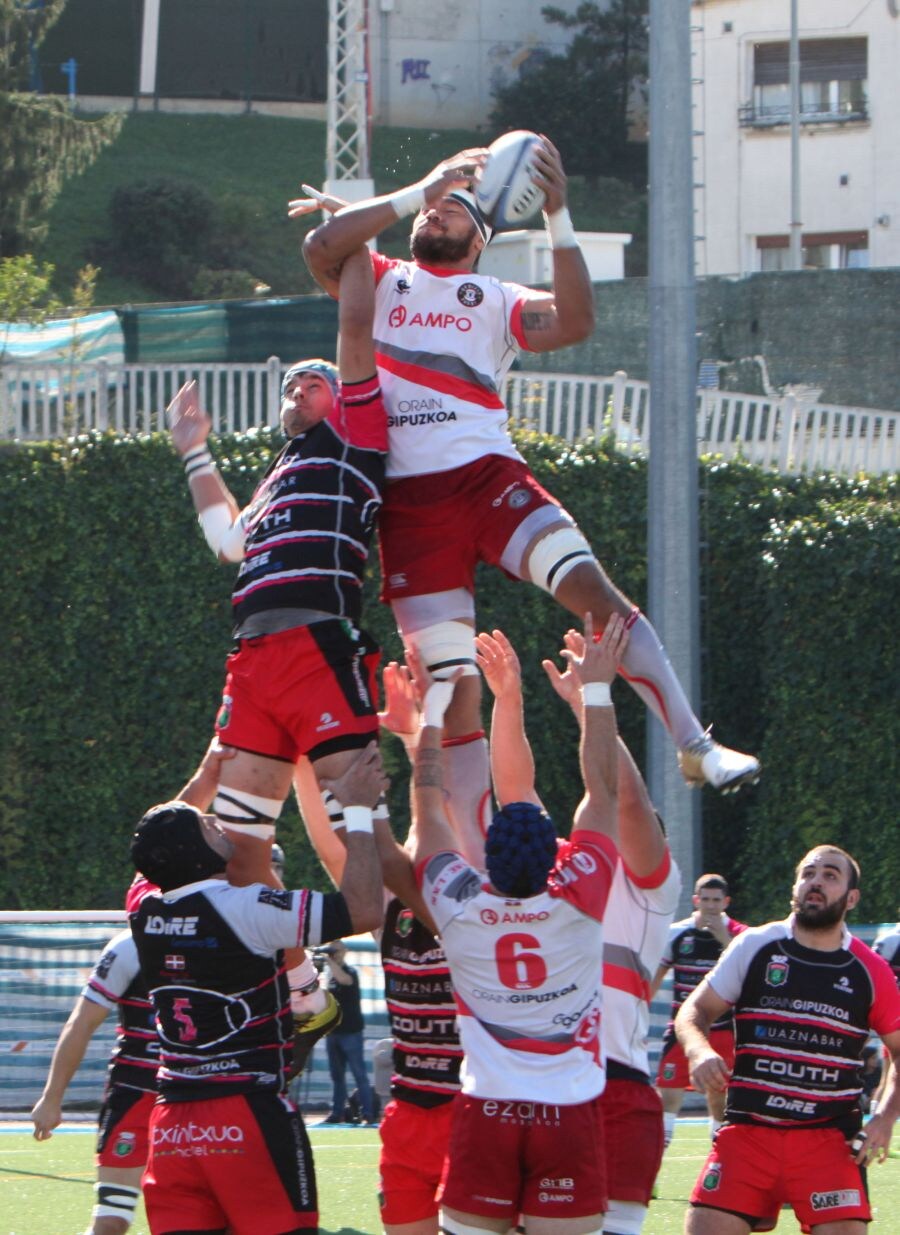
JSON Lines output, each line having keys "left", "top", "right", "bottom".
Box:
{"left": 419, "top": 830, "right": 618, "bottom": 1104}
{"left": 708, "top": 917, "right": 900, "bottom": 1130}
{"left": 602, "top": 849, "right": 682, "bottom": 1077}
{"left": 371, "top": 253, "right": 532, "bottom": 479}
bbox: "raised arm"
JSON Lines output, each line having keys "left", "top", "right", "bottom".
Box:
{"left": 475, "top": 629, "right": 542, "bottom": 810}
{"left": 319, "top": 742, "right": 387, "bottom": 935}
{"left": 405, "top": 652, "right": 462, "bottom": 866}
{"left": 167, "top": 381, "right": 246, "bottom": 563}
{"left": 518, "top": 137, "right": 595, "bottom": 351}
{"left": 32, "top": 996, "right": 108, "bottom": 1139}
{"left": 301, "top": 149, "right": 486, "bottom": 295}
{"left": 335, "top": 246, "right": 377, "bottom": 383}
{"left": 177, "top": 737, "right": 236, "bottom": 812}
{"left": 566, "top": 613, "right": 629, "bottom": 842}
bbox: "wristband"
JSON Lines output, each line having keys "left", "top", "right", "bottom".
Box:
{"left": 390, "top": 185, "right": 426, "bottom": 219}
{"left": 582, "top": 681, "right": 612, "bottom": 707}
{"left": 183, "top": 447, "right": 214, "bottom": 478}
{"left": 545, "top": 207, "right": 577, "bottom": 249}
{"left": 422, "top": 681, "right": 455, "bottom": 729}
{"left": 343, "top": 805, "right": 374, "bottom": 834}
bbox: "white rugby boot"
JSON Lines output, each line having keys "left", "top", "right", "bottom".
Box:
{"left": 678, "top": 729, "right": 761, "bottom": 794}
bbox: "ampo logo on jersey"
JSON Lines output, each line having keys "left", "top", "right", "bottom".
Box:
{"left": 387, "top": 305, "right": 473, "bottom": 332}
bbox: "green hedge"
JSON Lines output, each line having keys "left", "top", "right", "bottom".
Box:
{"left": 0, "top": 432, "right": 895, "bottom": 920}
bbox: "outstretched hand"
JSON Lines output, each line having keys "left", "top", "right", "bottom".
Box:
{"left": 287, "top": 184, "right": 349, "bottom": 220}
{"left": 421, "top": 148, "right": 489, "bottom": 207}
{"left": 378, "top": 660, "right": 419, "bottom": 739}
{"left": 167, "top": 380, "right": 211, "bottom": 457}
{"left": 475, "top": 628, "right": 522, "bottom": 700}
{"left": 542, "top": 627, "right": 586, "bottom": 715}
{"left": 560, "top": 612, "right": 629, "bottom": 687}
{"left": 319, "top": 742, "right": 386, "bottom": 810}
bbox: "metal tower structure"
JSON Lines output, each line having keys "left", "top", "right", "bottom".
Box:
{"left": 325, "top": 0, "right": 374, "bottom": 199}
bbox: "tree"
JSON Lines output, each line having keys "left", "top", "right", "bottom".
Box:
{"left": 490, "top": 1, "right": 648, "bottom": 185}
{"left": 0, "top": 0, "right": 121, "bottom": 256}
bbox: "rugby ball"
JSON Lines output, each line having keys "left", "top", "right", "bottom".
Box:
{"left": 475, "top": 130, "right": 546, "bottom": 232}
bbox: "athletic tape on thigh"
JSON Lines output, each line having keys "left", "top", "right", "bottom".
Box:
{"left": 93, "top": 1181, "right": 141, "bottom": 1223}
{"left": 604, "top": 1198, "right": 649, "bottom": 1235}
{"left": 407, "top": 620, "right": 478, "bottom": 678}
{"left": 392, "top": 588, "right": 475, "bottom": 634}
{"left": 527, "top": 524, "right": 595, "bottom": 595}
{"left": 213, "top": 787, "right": 283, "bottom": 839}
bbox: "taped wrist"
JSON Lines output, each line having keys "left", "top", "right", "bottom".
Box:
{"left": 422, "top": 680, "right": 455, "bottom": 729}
{"left": 390, "top": 184, "right": 426, "bottom": 218}
{"left": 582, "top": 682, "right": 612, "bottom": 707}
{"left": 343, "top": 805, "right": 374, "bottom": 833}
{"left": 545, "top": 206, "right": 577, "bottom": 249}
{"left": 183, "top": 445, "right": 214, "bottom": 478}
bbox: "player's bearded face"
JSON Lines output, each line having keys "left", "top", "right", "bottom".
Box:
{"left": 411, "top": 216, "right": 478, "bottom": 264}
{"left": 792, "top": 885, "right": 851, "bottom": 929}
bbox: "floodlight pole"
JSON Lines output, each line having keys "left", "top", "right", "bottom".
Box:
{"left": 647, "top": 0, "right": 702, "bottom": 910}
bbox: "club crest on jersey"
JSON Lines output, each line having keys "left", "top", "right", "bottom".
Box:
{"left": 113, "top": 1131, "right": 136, "bottom": 1158}
{"left": 396, "top": 278, "right": 411, "bottom": 295}
{"left": 217, "top": 694, "right": 232, "bottom": 730}
{"left": 397, "top": 909, "right": 415, "bottom": 937}
{"left": 663, "top": 1062, "right": 676, "bottom": 1080}
{"left": 508, "top": 488, "right": 530, "bottom": 509}
{"left": 165, "top": 954, "right": 186, "bottom": 970}
{"left": 457, "top": 282, "right": 484, "bottom": 308}
{"left": 765, "top": 956, "right": 790, "bottom": 987}
{"left": 702, "top": 1163, "right": 722, "bottom": 1192}
{"left": 681, "top": 936, "right": 695, "bottom": 955}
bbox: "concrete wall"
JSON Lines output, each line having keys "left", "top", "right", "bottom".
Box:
{"left": 526, "top": 268, "right": 900, "bottom": 413}
{"left": 693, "top": 0, "right": 900, "bottom": 274}
{"left": 368, "top": 0, "right": 588, "bottom": 130}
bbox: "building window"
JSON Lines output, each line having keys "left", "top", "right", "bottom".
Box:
{"left": 756, "top": 232, "right": 869, "bottom": 271}
{"left": 743, "top": 38, "right": 867, "bottom": 125}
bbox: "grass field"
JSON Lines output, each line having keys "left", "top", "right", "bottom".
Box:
{"left": 1, "top": 1119, "right": 898, "bottom": 1235}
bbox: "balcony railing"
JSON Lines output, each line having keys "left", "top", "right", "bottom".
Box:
{"left": 739, "top": 101, "right": 868, "bottom": 127}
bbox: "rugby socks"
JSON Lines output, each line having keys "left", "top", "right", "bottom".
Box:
{"left": 442, "top": 731, "right": 491, "bottom": 870}
{"left": 662, "top": 1109, "right": 677, "bottom": 1148}
{"left": 710, "top": 1116, "right": 722, "bottom": 1141}
{"left": 618, "top": 611, "right": 705, "bottom": 749}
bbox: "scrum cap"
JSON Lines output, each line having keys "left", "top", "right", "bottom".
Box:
{"left": 130, "top": 801, "right": 226, "bottom": 893}
{"left": 485, "top": 801, "right": 557, "bottom": 898}
{"left": 280, "top": 359, "right": 340, "bottom": 403}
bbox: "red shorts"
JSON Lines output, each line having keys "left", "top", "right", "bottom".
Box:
{"left": 216, "top": 621, "right": 379, "bottom": 763}
{"left": 656, "top": 1026, "right": 736, "bottom": 1089}
{"left": 599, "top": 1078, "right": 664, "bottom": 1205}
{"left": 96, "top": 1088, "right": 155, "bottom": 1168}
{"left": 378, "top": 1096, "right": 456, "bottom": 1224}
{"left": 143, "top": 1093, "right": 317, "bottom": 1235}
{"left": 690, "top": 1123, "right": 870, "bottom": 1233}
{"left": 379, "top": 454, "right": 565, "bottom": 600}
{"left": 440, "top": 1095, "right": 606, "bottom": 1223}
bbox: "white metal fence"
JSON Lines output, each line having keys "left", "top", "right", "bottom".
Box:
{"left": 2, "top": 359, "right": 896, "bottom": 476}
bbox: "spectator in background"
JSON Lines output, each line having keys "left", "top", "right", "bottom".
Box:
{"left": 321, "top": 940, "right": 377, "bottom": 1125}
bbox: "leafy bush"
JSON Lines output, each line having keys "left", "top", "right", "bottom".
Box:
{"left": 0, "top": 432, "right": 895, "bottom": 917}
{"left": 106, "top": 179, "right": 215, "bottom": 298}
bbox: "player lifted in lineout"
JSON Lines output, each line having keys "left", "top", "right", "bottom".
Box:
{"left": 297, "top": 136, "right": 760, "bottom": 863}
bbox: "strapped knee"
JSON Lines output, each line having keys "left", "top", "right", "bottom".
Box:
{"left": 527, "top": 525, "right": 596, "bottom": 596}
{"left": 93, "top": 1181, "right": 141, "bottom": 1225}
{"left": 213, "top": 787, "right": 283, "bottom": 840}
{"left": 407, "top": 620, "right": 479, "bottom": 679}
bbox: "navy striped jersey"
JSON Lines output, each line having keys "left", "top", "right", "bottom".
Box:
{"left": 662, "top": 915, "right": 745, "bottom": 1031}
{"left": 232, "top": 374, "right": 386, "bottom": 631}
{"left": 708, "top": 918, "right": 900, "bottom": 1131}
{"left": 130, "top": 878, "right": 352, "bottom": 1102}
{"left": 381, "top": 897, "right": 461, "bottom": 1108}
{"left": 83, "top": 929, "right": 157, "bottom": 1094}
